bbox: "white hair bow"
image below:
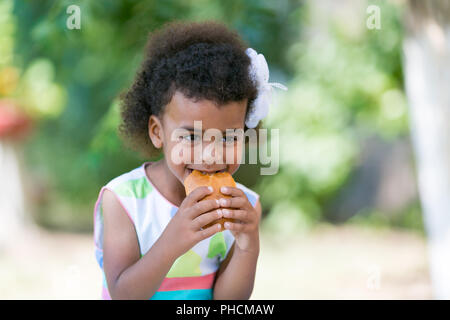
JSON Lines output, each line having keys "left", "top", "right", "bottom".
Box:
{"left": 245, "top": 48, "right": 288, "bottom": 128}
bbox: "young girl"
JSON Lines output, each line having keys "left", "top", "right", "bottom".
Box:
{"left": 93, "top": 20, "right": 286, "bottom": 300}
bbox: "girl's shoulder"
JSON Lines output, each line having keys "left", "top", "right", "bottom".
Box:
{"left": 104, "top": 163, "right": 153, "bottom": 199}
{"left": 235, "top": 182, "right": 260, "bottom": 208}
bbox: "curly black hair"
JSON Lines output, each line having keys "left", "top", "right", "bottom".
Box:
{"left": 119, "top": 20, "right": 258, "bottom": 158}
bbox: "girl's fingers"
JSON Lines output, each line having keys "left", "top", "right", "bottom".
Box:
{"left": 218, "top": 187, "right": 250, "bottom": 209}
{"left": 218, "top": 196, "right": 247, "bottom": 209}
{"left": 189, "top": 199, "right": 220, "bottom": 218}
{"left": 192, "top": 209, "right": 223, "bottom": 230}
{"left": 183, "top": 186, "right": 213, "bottom": 207}
{"left": 223, "top": 221, "right": 246, "bottom": 233}
{"left": 220, "top": 186, "right": 247, "bottom": 197}
{"left": 195, "top": 223, "right": 222, "bottom": 241}
{"left": 221, "top": 209, "right": 251, "bottom": 223}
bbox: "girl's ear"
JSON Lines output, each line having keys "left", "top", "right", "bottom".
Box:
{"left": 148, "top": 115, "right": 163, "bottom": 149}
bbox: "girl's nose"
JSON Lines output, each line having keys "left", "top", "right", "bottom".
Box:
{"left": 202, "top": 140, "right": 223, "bottom": 165}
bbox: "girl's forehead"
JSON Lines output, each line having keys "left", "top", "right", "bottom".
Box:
{"left": 164, "top": 91, "right": 247, "bottom": 129}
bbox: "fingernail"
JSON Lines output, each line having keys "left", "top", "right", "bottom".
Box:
{"left": 208, "top": 186, "right": 213, "bottom": 192}
{"left": 220, "top": 198, "right": 227, "bottom": 206}
{"left": 222, "top": 209, "right": 230, "bottom": 217}
{"left": 224, "top": 222, "right": 231, "bottom": 229}
{"left": 215, "top": 199, "right": 220, "bottom": 206}
{"left": 221, "top": 186, "right": 228, "bottom": 193}
{"left": 217, "top": 209, "right": 222, "bottom": 217}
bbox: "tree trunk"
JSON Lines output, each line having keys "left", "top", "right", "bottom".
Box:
{"left": 403, "top": 0, "right": 450, "bottom": 299}
{"left": 0, "top": 139, "right": 29, "bottom": 252}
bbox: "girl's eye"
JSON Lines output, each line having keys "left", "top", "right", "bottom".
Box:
{"left": 183, "top": 134, "right": 201, "bottom": 142}
{"left": 223, "top": 135, "right": 238, "bottom": 144}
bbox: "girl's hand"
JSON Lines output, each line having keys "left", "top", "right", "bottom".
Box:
{"left": 218, "top": 187, "right": 261, "bottom": 254}
{"left": 161, "top": 186, "right": 223, "bottom": 259}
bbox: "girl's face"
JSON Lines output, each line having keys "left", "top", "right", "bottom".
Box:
{"left": 149, "top": 91, "right": 247, "bottom": 184}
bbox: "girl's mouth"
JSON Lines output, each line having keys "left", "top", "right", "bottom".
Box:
{"left": 186, "top": 168, "right": 227, "bottom": 175}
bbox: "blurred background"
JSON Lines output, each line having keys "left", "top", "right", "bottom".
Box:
{"left": 1, "top": 0, "right": 449, "bottom": 299}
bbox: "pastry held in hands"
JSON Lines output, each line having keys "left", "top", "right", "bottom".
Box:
{"left": 184, "top": 170, "right": 236, "bottom": 230}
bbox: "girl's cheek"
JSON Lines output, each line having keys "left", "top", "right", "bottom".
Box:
{"left": 234, "top": 143, "right": 244, "bottom": 165}
{"left": 222, "top": 145, "right": 242, "bottom": 173}
{"left": 167, "top": 140, "right": 243, "bottom": 167}
{"left": 166, "top": 140, "right": 190, "bottom": 166}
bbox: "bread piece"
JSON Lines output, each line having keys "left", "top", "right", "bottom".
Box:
{"left": 184, "top": 170, "right": 236, "bottom": 229}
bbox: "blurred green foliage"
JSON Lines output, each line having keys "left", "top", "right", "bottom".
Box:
{"left": 259, "top": 1, "right": 412, "bottom": 233}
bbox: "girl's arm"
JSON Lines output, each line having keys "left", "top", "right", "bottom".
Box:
{"left": 213, "top": 200, "right": 261, "bottom": 300}
{"left": 102, "top": 189, "right": 176, "bottom": 300}
{"left": 102, "top": 187, "right": 223, "bottom": 299}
